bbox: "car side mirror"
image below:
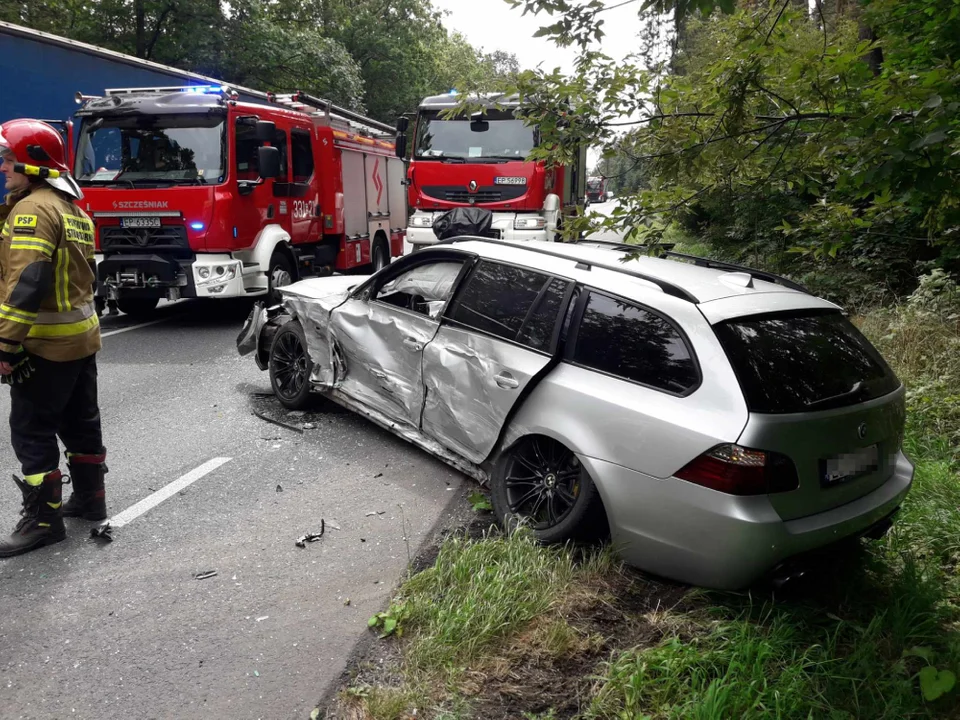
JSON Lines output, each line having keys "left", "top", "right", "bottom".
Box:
{"left": 255, "top": 120, "right": 276, "bottom": 142}
{"left": 395, "top": 116, "right": 409, "bottom": 133}
{"left": 395, "top": 133, "right": 407, "bottom": 159}
{"left": 258, "top": 146, "right": 281, "bottom": 179}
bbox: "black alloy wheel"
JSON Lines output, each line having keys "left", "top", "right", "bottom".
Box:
{"left": 269, "top": 321, "right": 312, "bottom": 409}
{"left": 492, "top": 435, "right": 605, "bottom": 543}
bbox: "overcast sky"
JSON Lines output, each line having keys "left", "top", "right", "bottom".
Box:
{"left": 432, "top": 0, "right": 644, "bottom": 75}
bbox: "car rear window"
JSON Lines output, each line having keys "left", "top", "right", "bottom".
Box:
{"left": 713, "top": 311, "right": 901, "bottom": 414}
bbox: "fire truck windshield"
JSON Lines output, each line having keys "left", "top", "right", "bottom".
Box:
{"left": 74, "top": 114, "right": 225, "bottom": 186}
{"left": 414, "top": 110, "right": 535, "bottom": 162}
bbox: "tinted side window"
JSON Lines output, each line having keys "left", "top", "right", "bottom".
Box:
{"left": 291, "top": 129, "right": 314, "bottom": 182}
{"left": 449, "top": 261, "right": 549, "bottom": 342}
{"left": 573, "top": 292, "right": 699, "bottom": 394}
{"left": 517, "top": 278, "right": 570, "bottom": 351}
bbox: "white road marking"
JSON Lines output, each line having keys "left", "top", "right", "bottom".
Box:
{"left": 108, "top": 457, "right": 232, "bottom": 528}
{"left": 100, "top": 316, "right": 179, "bottom": 338}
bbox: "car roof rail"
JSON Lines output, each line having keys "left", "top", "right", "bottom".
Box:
{"left": 439, "top": 236, "right": 699, "bottom": 303}
{"left": 573, "top": 239, "right": 677, "bottom": 253}
{"left": 658, "top": 251, "right": 810, "bottom": 294}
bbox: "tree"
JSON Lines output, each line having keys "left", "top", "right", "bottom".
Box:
{"left": 500, "top": 0, "right": 960, "bottom": 302}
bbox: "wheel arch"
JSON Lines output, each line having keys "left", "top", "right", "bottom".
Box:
{"left": 251, "top": 224, "right": 296, "bottom": 280}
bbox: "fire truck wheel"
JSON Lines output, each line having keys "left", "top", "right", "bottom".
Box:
{"left": 116, "top": 298, "right": 159, "bottom": 318}
{"left": 371, "top": 238, "right": 390, "bottom": 274}
{"left": 269, "top": 320, "right": 313, "bottom": 410}
{"left": 268, "top": 251, "right": 296, "bottom": 305}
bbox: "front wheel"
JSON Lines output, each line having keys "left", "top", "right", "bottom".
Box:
{"left": 269, "top": 320, "right": 313, "bottom": 410}
{"left": 371, "top": 238, "right": 390, "bottom": 273}
{"left": 267, "top": 251, "right": 296, "bottom": 306}
{"left": 491, "top": 435, "right": 606, "bottom": 544}
{"left": 116, "top": 297, "right": 159, "bottom": 318}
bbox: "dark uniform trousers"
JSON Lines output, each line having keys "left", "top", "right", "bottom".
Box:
{"left": 9, "top": 353, "right": 102, "bottom": 476}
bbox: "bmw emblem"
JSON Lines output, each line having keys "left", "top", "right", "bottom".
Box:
{"left": 857, "top": 422, "right": 867, "bottom": 439}
{"left": 468, "top": 180, "right": 478, "bottom": 193}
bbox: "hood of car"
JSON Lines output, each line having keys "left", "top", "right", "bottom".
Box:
{"left": 280, "top": 276, "right": 368, "bottom": 301}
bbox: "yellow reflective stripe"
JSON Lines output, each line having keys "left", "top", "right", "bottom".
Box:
{"left": 13, "top": 236, "right": 56, "bottom": 251}
{"left": 27, "top": 313, "right": 99, "bottom": 338}
{"left": 36, "top": 302, "right": 96, "bottom": 325}
{"left": 10, "top": 240, "right": 56, "bottom": 257}
{"left": 0, "top": 304, "right": 38, "bottom": 320}
{"left": 23, "top": 472, "right": 47, "bottom": 487}
{"left": 54, "top": 248, "right": 72, "bottom": 312}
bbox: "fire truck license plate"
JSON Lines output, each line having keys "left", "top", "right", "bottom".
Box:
{"left": 120, "top": 217, "right": 162, "bottom": 229}
{"left": 494, "top": 177, "right": 527, "bottom": 185}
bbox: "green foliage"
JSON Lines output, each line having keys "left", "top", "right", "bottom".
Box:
{"left": 1, "top": 0, "right": 520, "bottom": 122}
{"left": 467, "top": 491, "right": 493, "bottom": 512}
{"left": 504, "top": 0, "right": 960, "bottom": 300}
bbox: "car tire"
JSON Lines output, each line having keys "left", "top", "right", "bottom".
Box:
{"left": 491, "top": 434, "right": 606, "bottom": 544}
{"left": 269, "top": 320, "right": 313, "bottom": 410}
{"left": 116, "top": 297, "right": 159, "bottom": 318}
{"left": 267, "top": 251, "right": 296, "bottom": 306}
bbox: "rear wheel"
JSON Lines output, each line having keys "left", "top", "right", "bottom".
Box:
{"left": 491, "top": 435, "right": 605, "bottom": 544}
{"left": 371, "top": 237, "right": 390, "bottom": 273}
{"left": 116, "top": 297, "right": 159, "bottom": 318}
{"left": 269, "top": 320, "right": 313, "bottom": 410}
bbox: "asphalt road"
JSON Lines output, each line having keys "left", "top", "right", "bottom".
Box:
{"left": 0, "top": 297, "right": 465, "bottom": 720}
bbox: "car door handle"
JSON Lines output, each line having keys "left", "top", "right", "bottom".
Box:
{"left": 402, "top": 337, "right": 423, "bottom": 352}
{"left": 494, "top": 373, "right": 520, "bottom": 390}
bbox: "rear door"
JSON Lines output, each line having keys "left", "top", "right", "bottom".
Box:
{"left": 421, "top": 260, "right": 574, "bottom": 464}
{"left": 714, "top": 310, "right": 905, "bottom": 520}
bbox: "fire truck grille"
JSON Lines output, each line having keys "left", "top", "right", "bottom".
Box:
{"left": 421, "top": 185, "right": 527, "bottom": 204}
{"left": 100, "top": 225, "right": 191, "bottom": 256}
{"left": 444, "top": 190, "right": 502, "bottom": 203}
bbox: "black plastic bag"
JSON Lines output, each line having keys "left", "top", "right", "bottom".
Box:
{"left": 432, "top": 207, "right": 494, "bottom": 241}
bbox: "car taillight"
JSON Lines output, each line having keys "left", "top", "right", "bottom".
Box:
{"left": 675, "top": 444, "right": 799, "bottom": 496}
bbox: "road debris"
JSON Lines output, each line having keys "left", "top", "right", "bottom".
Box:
{"left": 90, "top": 523, "right": 113, "bottom": 542}
{"left": 252, "top": 408, "right": 304, "bottom": 434}
{"left": 255, "top": 616, "right": 269, "bottom": 622}
{"left": 374, "top": 472, "right": 383, "bottom": 478}
{"left": 303, "top": 423, "right": 316, "bottom": 430}
{"left": 295, "top": 520, "right": 325, "bottom": 548}
{"left": 195, "top": 570, "right": 218, "bottom": 580}
{"left": 365, "top": 511, "right": 386, "bottom": 517}
{"left": 327, "top": 520, "right": 341, "bottom": 531}
{"left": 276, "top": 484, "right": 283, "bottom": 493}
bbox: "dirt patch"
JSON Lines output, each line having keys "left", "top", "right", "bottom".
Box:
{"left": 462, "top": 570, "right": 692, "bottom": 720}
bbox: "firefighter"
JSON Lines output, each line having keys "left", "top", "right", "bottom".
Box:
{"left": 0, "top": 119, "right": 108, "bottom": 558}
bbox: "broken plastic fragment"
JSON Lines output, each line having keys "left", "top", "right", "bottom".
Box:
{"left": 295, "top": 520, "right": 326, "bottom": 548}
{"left": 195, "top": 570, "right": 218, "bottom": 580}
{"left": 90, "top": 523, "right": 113, "bottom": 541}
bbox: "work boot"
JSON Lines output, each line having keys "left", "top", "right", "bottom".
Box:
{"left": 0, "top": 471, "right": 67, "bottom": 558}
{"left": 63, "top": 450, "right": 108, "bottom": 521}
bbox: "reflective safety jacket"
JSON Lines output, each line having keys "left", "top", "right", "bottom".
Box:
{"left": 0, "top": 186, "right": 101, "bottom": 363}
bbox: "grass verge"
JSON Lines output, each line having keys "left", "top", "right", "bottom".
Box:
{"left": 323, "top": 286, "right": 960, "bottom": 720}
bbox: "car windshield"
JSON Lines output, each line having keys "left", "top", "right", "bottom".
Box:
{"left": 587, "top": 180, "right": 602, "bottom": 191}
{"left": 74, "top": 113, "right": 225, "bottom": 186}
{"left": 414, "top": 109, "right": 535, "bottom": 161}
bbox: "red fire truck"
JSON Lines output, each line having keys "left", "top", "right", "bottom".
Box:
{"left": 394, "top": 92, "right": 587, "bottom": 248}
{"left": 585, "top": 175, "right": 606, "bottom": 204}
{"left": 71, "top": 86, "right": 406, "bottom": 316}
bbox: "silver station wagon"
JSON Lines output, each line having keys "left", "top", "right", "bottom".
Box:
{"left": 238, "top": 238, "right": 914, "bottom": 589}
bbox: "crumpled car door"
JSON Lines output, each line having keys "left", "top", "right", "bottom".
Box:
{"left": 420, "top": 262, "right": 573, "bottom": 464}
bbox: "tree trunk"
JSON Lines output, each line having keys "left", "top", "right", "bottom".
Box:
{"left": 135, "top": 0, "right": 146, "bottom": 58}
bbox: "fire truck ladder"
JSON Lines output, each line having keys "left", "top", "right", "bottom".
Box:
{"left": 267, "top": 91, "right": 394, "bottom": 138}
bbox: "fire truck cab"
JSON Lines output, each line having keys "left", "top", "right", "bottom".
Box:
{"left": 396, "top": 92, "right": 587, "bottom": 248}
{"left": 72, "top": 86, "right": 406, "bottom": 315}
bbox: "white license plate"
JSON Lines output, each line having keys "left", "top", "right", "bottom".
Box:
{"left": 120, "top": 217, "right": 162, "bottom": 229}
{"left": 820, "top": 444, "right": 879, "bottom": 487}
{"left": 494, "top": 177, "right": 527, "bottom": 185}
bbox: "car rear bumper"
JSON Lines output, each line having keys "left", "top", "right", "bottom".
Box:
{"left": 582, "top": 450, "right": 914, "bottom": 590}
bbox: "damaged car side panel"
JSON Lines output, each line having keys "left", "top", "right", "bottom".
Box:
{"left": 329, "top": 298, "right": 440, "bottom": 427}
{"left": 421, "top": 324, "right": 554, "bottom": 464}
